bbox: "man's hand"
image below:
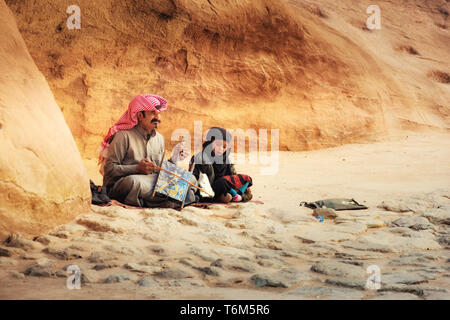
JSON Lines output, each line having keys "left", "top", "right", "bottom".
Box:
{"left": 137, "top": 158, "right": 157, "bottom": 174}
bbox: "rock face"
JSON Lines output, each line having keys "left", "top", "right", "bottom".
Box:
{"left": 6, "top": 0, "right": 450, "bottom": 161}
{"left": 0, "top": 1, "right": 91, "bottom": 240}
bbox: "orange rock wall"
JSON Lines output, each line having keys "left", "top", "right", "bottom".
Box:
{"left": 6, "top": 0, "right": 449, "bottom": 161}
{"left": 0, "top": 0, "right": 91, "bottom": 240}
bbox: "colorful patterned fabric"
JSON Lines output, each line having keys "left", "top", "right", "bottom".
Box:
{"left": 223, "top": 174, "right": 253, "bottom": 192}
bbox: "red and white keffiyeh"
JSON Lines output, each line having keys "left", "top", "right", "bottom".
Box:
{"left": 98, "top": 94, "right": 168, "bottom": 175}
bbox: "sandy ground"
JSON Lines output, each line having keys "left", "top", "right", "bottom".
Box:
{"left": 0, "top": 132, "right": 449, "bottom": 300}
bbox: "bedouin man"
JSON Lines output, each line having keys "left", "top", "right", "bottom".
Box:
{"left": 98, "top": 94, "right": 196, "bottom": 208}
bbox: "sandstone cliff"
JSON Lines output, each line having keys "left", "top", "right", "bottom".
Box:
{"left": 6, "top": 0, "right": 449, "bottom": 162}
{"left": 0, "top": 1, "right": 91, "bottom": 240}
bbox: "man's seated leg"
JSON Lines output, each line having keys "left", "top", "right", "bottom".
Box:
{"left": 141, "top": 193, "right": 174, "bottom": 208}
{"left": 109, "top": 174, "right": 157, "bottom": 207}
{"left": 141, "top": 174, "right": 199, "bottom": 208}
{"left": 184, "top": 174, "right": 200, "bottom": 206}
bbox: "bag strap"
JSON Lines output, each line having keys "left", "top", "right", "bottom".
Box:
{"left": 351, "top": 198, "right": 367, "bottom": 208}
{"left": 299, "top": 201, "right": 318, "bottom": 209}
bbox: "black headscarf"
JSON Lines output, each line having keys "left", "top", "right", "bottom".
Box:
{"left": 202, "top": 127, "right": 233, "bottom": 178}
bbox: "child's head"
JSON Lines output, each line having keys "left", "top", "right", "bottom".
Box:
{"left": 204, "top": 127, "right": 233, "bottom": 157}
{"left": 212, "top": 138, "right": 228, "bottom": 156}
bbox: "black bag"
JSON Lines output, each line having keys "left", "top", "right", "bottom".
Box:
{"left": 300, "top": 198, "right": 368, "bottom": 211}
{"left": 90, "top": 180, "right": 111, "bottom": 205}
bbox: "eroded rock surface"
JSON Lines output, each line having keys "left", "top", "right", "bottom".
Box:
{"left": 0, "top": 0, "right": 90, "bottom": 240}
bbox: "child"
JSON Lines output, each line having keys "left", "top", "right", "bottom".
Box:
{"left": 189, "top": 127, "right": 252, "bottom": 203}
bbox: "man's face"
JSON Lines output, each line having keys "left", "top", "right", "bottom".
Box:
{"left": 138, "top": 110, "right": 161, "bottom": 133}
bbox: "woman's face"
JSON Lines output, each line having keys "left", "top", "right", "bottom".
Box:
{"left": 212, "top": 139, "right": 228, "bottom": 156}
